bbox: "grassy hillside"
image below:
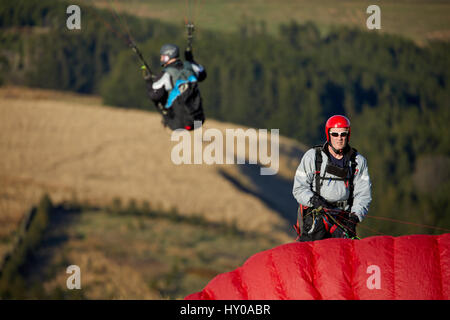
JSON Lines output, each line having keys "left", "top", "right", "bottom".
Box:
{"left": 78, "top": 0, "right": 450, "bottom": 44}
{"left": 0, "top": 86, "right": 306, "bottom": 262}
{"left": 1, "top": 88, "right": 447, "bottom": 299}
{"left": 0, "top": 87, "right": 303, "bottom": 299}
{"left": 0, "top": 195, "right": 280, "bottom": 299}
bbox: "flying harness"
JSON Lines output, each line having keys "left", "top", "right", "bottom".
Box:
{"left": 164, "top": 62, "right": 198, "bottom": 109}
{"left": 293, "top": 144, "right": 360, "bottom": 240}
{"left": 162, "top": 23, "right": 197, "bottom": 109}
{"left": 162, "top": 61, "right": 205, "bottom": 130}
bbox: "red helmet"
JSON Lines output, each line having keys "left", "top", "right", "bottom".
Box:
{"left": 325, "top": 115, "right": 351, "bottom": 142}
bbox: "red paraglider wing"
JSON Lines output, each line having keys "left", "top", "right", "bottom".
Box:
{"left": 185, "top": 233, "right": 450, "bottom": 300}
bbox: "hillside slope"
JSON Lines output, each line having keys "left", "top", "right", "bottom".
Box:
{"left": 78, "top": 0, "right": 450, "bottom": 44}
{"left": 0, "top": 86, "right": 306, "bottom": 259}
{"left": 3, "top": 203, "right": 282, "bottom": 299}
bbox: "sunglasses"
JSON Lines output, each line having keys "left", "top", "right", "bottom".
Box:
{"left": 330, "top": 132, "right": 349, "bottom": 138}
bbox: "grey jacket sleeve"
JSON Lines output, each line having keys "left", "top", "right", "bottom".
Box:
{"left": 351, "top": 154, "right": 372, "bottom": 222}
{"left": 152, "top": 72, "right": 173, "bottom": 91}
{"left": 292, "top": 149, "right": 316, "bottom": 207}
{"left": 146, "top": 71, "right": 167, "bottom": 103}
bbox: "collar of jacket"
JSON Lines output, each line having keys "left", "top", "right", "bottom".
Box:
{"left": 321, "top": 142, "right": 355, "bottom": 165}
{"left": 165, "top": 59, "right": 184, "bottom": 70}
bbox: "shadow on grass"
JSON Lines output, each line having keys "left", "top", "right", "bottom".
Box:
{"left": 218, "top": 163, "right": 299, "bottom": 237}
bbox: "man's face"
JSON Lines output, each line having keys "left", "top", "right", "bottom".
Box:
{"left": 160, "top": 54, "right": 170, "bottom": 65}
{"left": 329, "top": 128, "right": 349, "bottom": 151}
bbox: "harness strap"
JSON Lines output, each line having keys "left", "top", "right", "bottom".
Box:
{"left": 293, "top": 205, "right": 303, "bottom": 240}
{"left": 318, "top": 176, "right": 348, "bottom": 181}
{"left": 298, "top": 207, "right": 360, "bottom": 239}
{"left": 314, "top": 147, "right": 322, "bottom": 196}
{"left": 347, "top": 148, "right": 358, "bottom": 211}
{"left": 314, "top": 144, "right": 358, "bottom": 203}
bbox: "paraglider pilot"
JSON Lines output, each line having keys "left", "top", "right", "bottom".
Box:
{"left": 292, "top": 115, "right": 372, "bottom": 241}
{"left": 142, "top": 37, "right": 207, "bottom": 130}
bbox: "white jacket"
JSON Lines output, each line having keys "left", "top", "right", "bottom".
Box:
{"left": 292, "top": 145, "right": 372, "bottom": 222}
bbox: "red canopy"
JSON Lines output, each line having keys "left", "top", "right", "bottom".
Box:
{"left": 186, "top": 233, "right": 450, "bottom": 300}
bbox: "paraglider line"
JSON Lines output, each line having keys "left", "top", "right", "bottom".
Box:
{"left": 324, "top": 208, "right": 450, "bottom": 234}
{"left": 87, "top": 4, "right": 130, "bottom": 47}
{"left": 365, "top": 215, "right": 450, "bottom": 233}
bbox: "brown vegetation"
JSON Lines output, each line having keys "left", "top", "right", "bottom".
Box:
{"left": 0, "top": 86, "right": 306, "bottom": 261}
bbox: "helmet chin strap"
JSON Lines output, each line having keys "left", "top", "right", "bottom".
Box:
{"left": 329, "top": 141, "right": 345, "bottom": 155}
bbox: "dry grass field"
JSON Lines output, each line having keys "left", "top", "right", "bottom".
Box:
{"left": 22, "top": 206, "right": 282, "bottom": 299}
{"left": 0, "top": 86, "right": 306, "bottom": 263}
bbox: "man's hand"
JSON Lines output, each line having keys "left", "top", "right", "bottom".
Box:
{"left": 346, "top": 213, "right": 360, "bottom": 237}
{"left": 141, "top": 65, "right": 152, "bottom": 82}
{"left": 184, "top": 48, "right": 194, "bottom": 62}
{"left": 348, "top": 213, "right": 360, "bottom": 224}
{"left": 310, "top": 193, "right": 333, "bottom": 209}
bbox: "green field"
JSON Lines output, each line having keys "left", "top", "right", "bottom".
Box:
{"left": 80, "top": 0, "right": 450, "bottom": 43}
